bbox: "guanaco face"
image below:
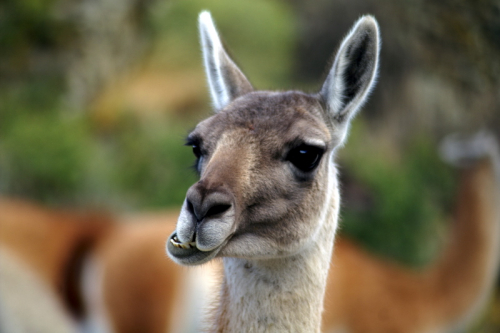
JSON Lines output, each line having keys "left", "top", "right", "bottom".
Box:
{"left": 167, "top": 12, "right": 380, "bottom": 265}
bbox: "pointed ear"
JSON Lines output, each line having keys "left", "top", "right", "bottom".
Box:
{"left": 199, "top": 11, "right": 253, "bottom": 112}
{"left": 320, "top": 15, "right": 380, "bottom": 126}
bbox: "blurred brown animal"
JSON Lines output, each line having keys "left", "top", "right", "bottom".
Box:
{"left": 322, "top": 132, "right": 500, "bottom": 332}
{"left": 0, "top": 199, "right": 114, "bottom": 324}
{"left": 0, "top": 200, "right": 211, "bottom": 333}
{"left": 0, "top": 244, "right": 78, "bottom": 333}
{"left": 83, "top": 212, "right": 215, "bottom": 333}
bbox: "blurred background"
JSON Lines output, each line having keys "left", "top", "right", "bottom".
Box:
{"left": 0, "top": 0, "right": 499, "bottom": 331}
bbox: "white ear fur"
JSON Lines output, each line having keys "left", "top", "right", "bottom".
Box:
{"left": 320, "top": 15, "right": 380, "bottom": 125}
{"left": 198, "top": 11, "right": 253, "bottom": 111}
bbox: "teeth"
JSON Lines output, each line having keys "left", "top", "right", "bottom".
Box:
{"left": 171, "top": 236, "right": 196, "bottom": 249}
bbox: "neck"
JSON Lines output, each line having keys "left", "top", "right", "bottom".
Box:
{"left": 210, "top": 169, "right": 340, "bottom": 333}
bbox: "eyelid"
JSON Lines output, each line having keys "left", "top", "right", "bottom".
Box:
{"left": 282, "top": 140, "right": 326, "bottom": 162}
{"left": 301, "top": 138, "right": 327, "bottom": 150}
{"left": 286, "top": 140, "right": 327, "bottom": 155}
{"left": 185, "top": 135, "right": 201, "bottom": 147}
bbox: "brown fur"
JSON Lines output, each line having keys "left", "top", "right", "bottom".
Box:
{"left": 0, "top": 202, "right": 195, "bottom": 333}
{"left": 95, "top": 213, "right": 184, "bottom": 333}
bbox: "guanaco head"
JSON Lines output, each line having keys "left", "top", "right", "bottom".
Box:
{"left": 440, "top": 131, "right": 500, "bottom": 168}
{"left": 167, "top": 11, "right": 380, "bottom": 265}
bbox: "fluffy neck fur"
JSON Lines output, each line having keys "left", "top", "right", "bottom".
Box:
{"left": 209, "top": 165, "right": 340, "bottom": 333}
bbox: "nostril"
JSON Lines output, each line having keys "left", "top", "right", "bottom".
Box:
{"left": 205, "top": 204, "right": 231, "bottom": 219}
{"left": 187, "top": 199, "right": 195, "bottom": 216}
{"left": 187, "top": 199, "right": 202, "bottom": 221}
{"left": 186, "top": 188, "right": 232, "bottom": 222}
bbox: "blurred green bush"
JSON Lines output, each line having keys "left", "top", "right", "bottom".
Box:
{"left": 2, "top": 112, "right": 90, "bottom": 204}
{"left": 0, "top": 82, "right": 197, "bottom": 208}
{"left": 339, "top": 122, "right": 457, "bottom": 266}
{"left": 106, "top": 114, "right": 197, "bottom": 208}
{"left": 0, "top": 69, "right": 196, "bottom": 209}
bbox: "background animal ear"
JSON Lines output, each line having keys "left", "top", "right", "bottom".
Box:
{"left": 440, "top": 131, "right": 499, "bottom": 167}
{"left": 320, "top": 15, "right": 380, "bottom": 128}
{"left": 199, "top": 11, "right": 253, "bottom": 112}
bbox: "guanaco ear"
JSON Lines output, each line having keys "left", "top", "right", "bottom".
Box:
{"left": 199, "top": 11, "right": 253, "bottom": 112}
{"left": 320, "top": 15, "right": 380, "bottom": 133}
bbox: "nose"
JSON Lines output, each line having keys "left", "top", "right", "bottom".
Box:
{"left": 186, "top": 186, "right": 232, "bottom": 222}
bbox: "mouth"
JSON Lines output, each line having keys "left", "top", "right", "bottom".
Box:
{"left": 170, "top": 234, "right": 197, "bottom": 249}
{"left": 166, "top": 231, "right": 221, "bottom": 265}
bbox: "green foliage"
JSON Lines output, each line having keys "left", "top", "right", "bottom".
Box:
{"left": 340, "top": 122, "right": 457, "bottom": 267}
{"left": 1, "top": 113, "right": 91, "bottom": 204}
{"left": 0, "top": 78, "right": 197, "bottom": 208}
{"left": 0, "top": 109, "right": 197, "bottom": 208}
{"left": 0, "top": 0, "right": 73, "bottom": 72}
{"left": 106, "top": 115, "right": 197, "bottom": 208}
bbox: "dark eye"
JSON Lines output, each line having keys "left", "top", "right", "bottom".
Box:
{"left": 185, "top": 137, "right": 203, "bottom": 173}
{"left": 286, "top": 144, "right": 324, "bottom": 172}
{"left": 192, "top": 144, "right": 201, "bottom": 158}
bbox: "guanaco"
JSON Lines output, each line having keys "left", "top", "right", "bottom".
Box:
{"left": 166, "top": 11, "right": 380, "bottom": 333}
